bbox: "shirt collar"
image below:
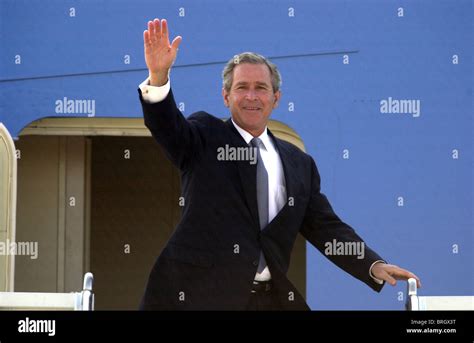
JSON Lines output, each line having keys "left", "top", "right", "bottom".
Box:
{"left": 231, "top": 118, "right": 271, "bottom": 150}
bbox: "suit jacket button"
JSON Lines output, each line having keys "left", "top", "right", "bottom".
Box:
{"left": 252, "top": 260, "right": 258, "bottom": 266}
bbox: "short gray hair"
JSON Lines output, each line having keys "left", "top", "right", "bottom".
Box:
{"left": 222, "top": 52, "right": 282, "bottom": 93}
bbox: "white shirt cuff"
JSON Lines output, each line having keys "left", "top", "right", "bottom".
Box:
{"left": 369, "top": 260, "right": 386, "bottom": 285}
{"left": 139, "top": 77, "right": 171, "bottom": 103}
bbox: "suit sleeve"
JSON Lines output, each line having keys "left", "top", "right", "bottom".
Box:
{"left": 139, "top": 87, "right": 206, "bottom": 171}
{"left": 300, "top": 156, "right": 385, "bottom": 292}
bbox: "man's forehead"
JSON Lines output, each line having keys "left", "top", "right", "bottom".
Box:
{"left": 233, "top": 64, "right": 272, "bottom": 84}
{"left": 234, "top": 63, "right": 270, "bottom": 74}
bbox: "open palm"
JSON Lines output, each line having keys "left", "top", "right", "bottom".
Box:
{"left": 143, "top": 19, "right": 182, "bottom": 77}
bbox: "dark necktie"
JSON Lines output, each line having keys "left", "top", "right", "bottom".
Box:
{"left": 250, "top": 137, "right": 268, "bottom": 273}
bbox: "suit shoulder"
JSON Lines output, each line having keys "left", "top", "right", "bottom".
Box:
{"left": 276, "top": 138, "right": 308, "bottom": 158}
{"left": 188, "top": 111, "right": 226, "bottom": 127}
{"left": 276, "top": 137, "right": 317, "bottom": 168}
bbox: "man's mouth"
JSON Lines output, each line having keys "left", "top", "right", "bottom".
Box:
{"left": 243, "top": 107, "right": 261, "bottom": 111}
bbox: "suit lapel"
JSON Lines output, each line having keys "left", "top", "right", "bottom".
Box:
{"left": 266, "top": 129, "right": 304, "bottom": 227}
{"left": 268, "top": 129, "right": 298, "bottom": 200}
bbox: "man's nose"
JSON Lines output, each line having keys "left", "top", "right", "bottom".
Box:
{"left": 244, "top": 89, "right": 258, "bottom": 100}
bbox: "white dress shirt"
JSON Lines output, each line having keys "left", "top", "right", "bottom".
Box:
{"left": 139, "top": 77, "right": 384, "bottom": 284}
{"left": 139, "top": 77, "right": 170, "bottom": 103}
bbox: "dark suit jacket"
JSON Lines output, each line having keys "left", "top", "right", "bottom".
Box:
{"left": 138, "top": 88, "right": 384, "bottom": 310}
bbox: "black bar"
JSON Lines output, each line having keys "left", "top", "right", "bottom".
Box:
{"left": 0, "top": 310, "right": 472, "bottom": 341}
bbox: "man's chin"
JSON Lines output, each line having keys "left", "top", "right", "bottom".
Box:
{"left": 241, "top": 120, "right": 261, "bottom": 128}
{"left": 242, "top": 116, "right": 265, "bottom": 126}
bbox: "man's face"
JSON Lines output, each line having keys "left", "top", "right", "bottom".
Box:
{"left": 222, "top": 63, "right": 281, "bottom": 137}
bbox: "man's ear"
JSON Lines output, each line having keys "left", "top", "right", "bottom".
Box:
{"left": 222, "top": 88, "right": 229, "bottom": 107}
{"left": 273, "top": 90, "right": 281, "bottom": 109}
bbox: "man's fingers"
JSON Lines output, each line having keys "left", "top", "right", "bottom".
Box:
{"left": 171, "top": 36, "right": 182, "bottom": 51}
{"left": 392, "top": 267, "right": 411, "bottom": 278}
{"left": 162, "top": 19, "right": 169, "bottom": 41}
{"left": 387, "top": 266, "right": 422, "bottom": 288}
{"left": 373, "top": 263, "right": 422, "bottom": 288}
{"left": 415, "top": 276, "right": 422, "bottom": 288}
{"left": 395, "top": 270, "right": 422, "bottom": 288}
{"left": 153, "top": 18, "right": 161, "bottom": 39}
{"left": 143, "top": 30, "right": 150, "bottom": 46}
{"left": 148, "top": 21, "right": 154, "bottom": 39}
{"left": 392, "top": 267, "right": 416, "bottom": 280}
{"left": 383, "top": 272, "right": 397, "bottom": 286}
{"left": 412, "top": 277, "right": 421, "bottom": 288}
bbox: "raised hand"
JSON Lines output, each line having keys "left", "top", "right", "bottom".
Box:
{"left": 143, "top": 18, "right": 182, "bottom": 86}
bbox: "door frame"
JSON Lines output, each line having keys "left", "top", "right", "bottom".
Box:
{"left": 20, "top": 117, "right": 305, "bottom": 151}
{"left": 0, "top": 123, "right": 17, "bottom": 291}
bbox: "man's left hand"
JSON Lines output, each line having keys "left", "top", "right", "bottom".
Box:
{"left": 372, "top": 263, "right": 422, "bottom": 288}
